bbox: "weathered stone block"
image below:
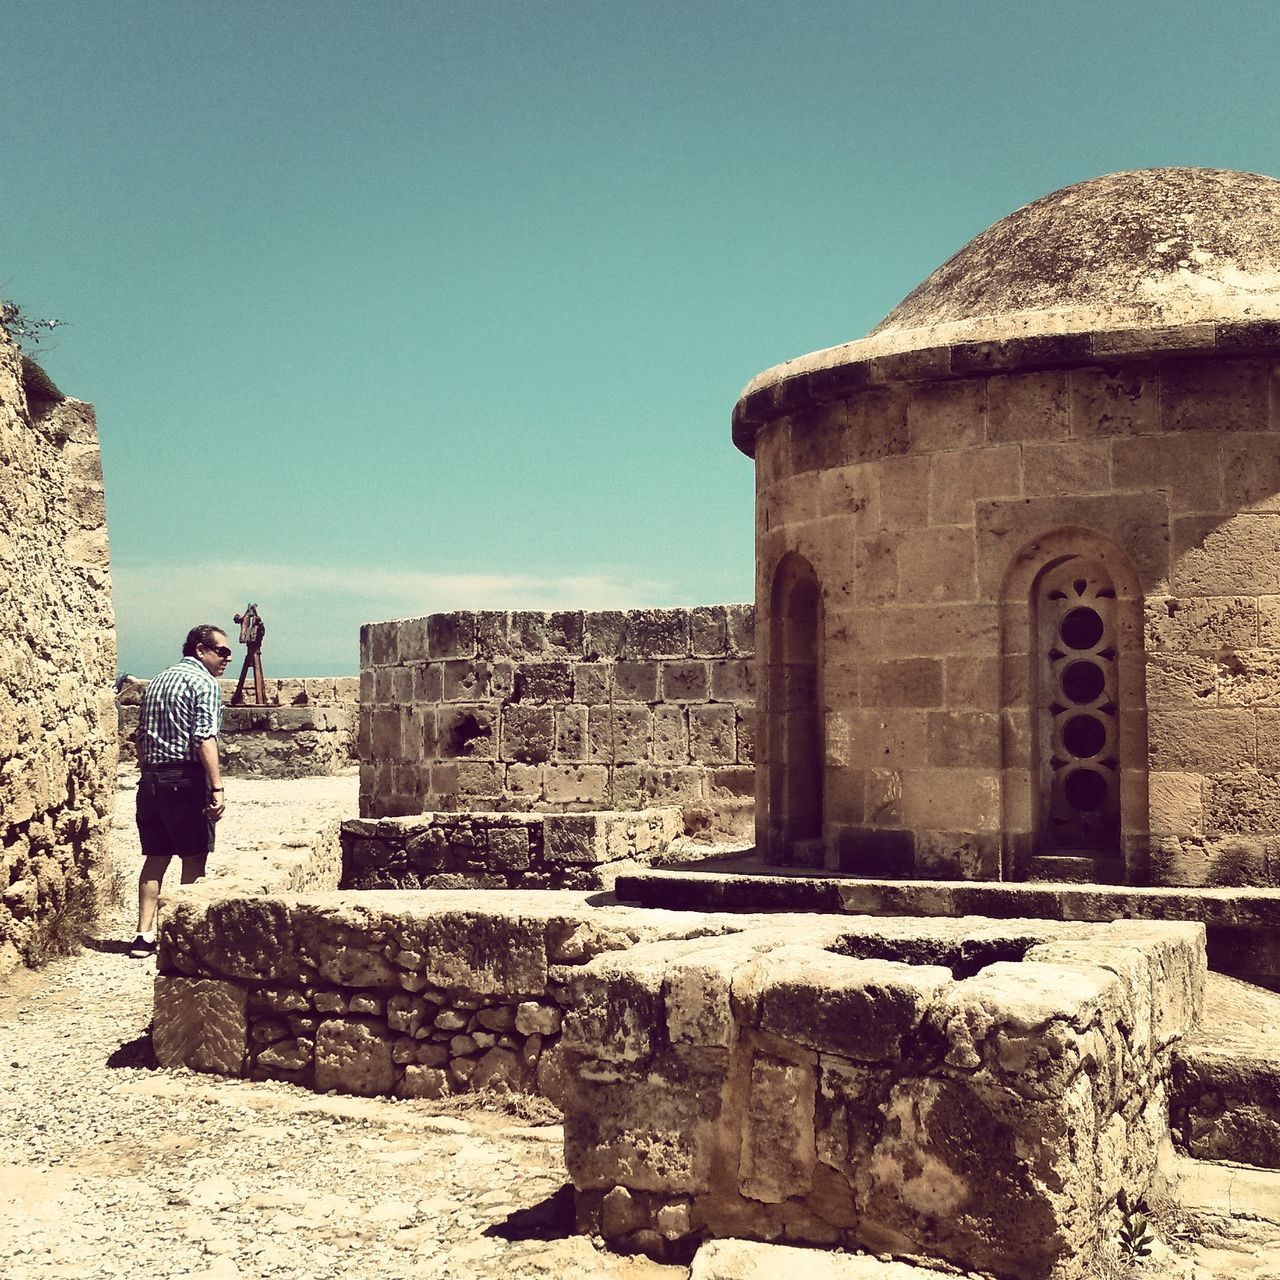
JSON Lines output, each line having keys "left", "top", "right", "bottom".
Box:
{"left": 1160, "top": 357, "right": 1269, "bottom": 433}
{"left": 877, "top": 455, "right": 931, "bottom": 530}
{"left": 545, "top": 814, "right": 606, "bottom": 864}
{"left": 660, "top": 661, "right": 709, "bottom": 702}
{"left": 688, "top": 705, "right": 737, "bottom": 765}
{"left": 555, "top": 704, "right": 588, "bottom": 760}
{"left": 515, "top": 662, "right": 572, "bottom": 703}
{"left": 501, "top": 705, "right": 555, "bottom": 764}
{"left": 153, "top": 976, "right": 249, "bottom": 1075}
{"left": 755, "top": 950, "right": 950, "bottom": 1062}
{"left": 986, "top": 371, "right": 1068, "bottom": 443}
{"left": 690, "top": 605, "right": 729, "bottom": 655}
{"left": 908, "top": 378, "right": 986, "bottom": 454}
{"left": 1148, "top": 708, "right": 1256, "bottom": 771}
{"left": 623, "top": 610, "right": 690, "bottom": 659}
{"left": 652, "top": 706, "right": 688, "bottom": 765}
{"left": 1173, "top": 513, "right": 1280, "bottom": 594}
{"left": 314, "top": 1019, "right": 396, "bottom": 1096}
{"left": 613, "top": 661, "right": 659, "bottom": 701}
{"left": 928, "top": 446, "right": 1021, "bottom": 526}
{"left": 543, "top": 764, "right": 610, "bottom": 804}
{"left": 588, "top": 704, "right": 652, "bottom": 764}
{"left": 572, "top": 661, "right": 612, "bottom": 703}
{"left": 739, "top": 1054, "right": 817, "bottom": 1203}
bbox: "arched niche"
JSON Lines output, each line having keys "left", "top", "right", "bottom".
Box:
{"left": 765, "top": 552, "right": 824, "bottom": 864}
{"left": 999, "top": 529, "right": 1148, "bottom": 883}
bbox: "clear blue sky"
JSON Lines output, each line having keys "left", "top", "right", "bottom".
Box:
{"left": 6, "top": 1, "right": 1279, "bottom": 676}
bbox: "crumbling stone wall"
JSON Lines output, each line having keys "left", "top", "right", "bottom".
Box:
{"left": 358, "top": 607, "right": 755, "bottom": 832}
{"left": 0, "top": 342, "right": 116, "bottom": 974}
{"left": 152, "top": 885, "right": 1205, "bottom": 1280}
{"left": 563, "top": 916, "right": 1204, "bottom": 1277}
{"left": 341, "top": 807, "right": 682, "bottom": 890}
{"left": 120, "top": 677, "right": 358, "bottom": 778}
{"left": 152, "top": 891, "right": 741, "bottom": 1105}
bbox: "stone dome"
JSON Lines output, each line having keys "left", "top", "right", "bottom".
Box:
{"left": 738, "top": 167, "right": 1280, "bottom": 402}
{"left": 873, "top": 167, "right": 1280, "bottom": 347}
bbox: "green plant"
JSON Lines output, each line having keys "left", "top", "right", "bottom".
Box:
{"left": 1117, "top": 1189, "right": 1156, "bottom": 1261}
{"left": 0, "top": 299, "right": 66, "bottom": 353}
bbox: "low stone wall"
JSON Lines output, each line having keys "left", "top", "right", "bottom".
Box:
{"left": 153, "top": 884, "right": 1205, "bottom": 1279}
{"left": 0, "top": 345, "right": 117, "bottom": 975}
{"left": 564, "top": 916, "right": 1205, "bottom": 1277}
{"left": 341, "top": 808, "right": 683, "bottom": 890}
{"left": 120, "top": 677, "right": 358, "bottom": 778}
{"left": 357, "top": 606, "right": 755, "bottom": 836}
{"left": 153, "top": 890, "right": 746, "bottom": 1105}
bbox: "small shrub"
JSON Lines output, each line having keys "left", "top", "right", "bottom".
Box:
{"left": 0, "top": 299, "right": 66, "bottom": 353}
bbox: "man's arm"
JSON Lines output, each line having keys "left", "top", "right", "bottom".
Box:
{"left": 195, "top": 736, "right": 225, "bottom": 821}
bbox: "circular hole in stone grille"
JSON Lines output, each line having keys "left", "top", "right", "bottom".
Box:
{"left": 1060, "top": 660, "right": 1105, "bottom": 704}
{"left": 1060, "top": 607, "right": 1105, "bottom": 650}
{"left": 1063, "top": 768, "right": 1109, "bottom": 812}
{"left": 1062, "top": 714, "right": 1107, "bottom": 758}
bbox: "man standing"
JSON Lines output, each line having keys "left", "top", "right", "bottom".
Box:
{"left": 129, "top": 624, "right": 232, "bottom": 958}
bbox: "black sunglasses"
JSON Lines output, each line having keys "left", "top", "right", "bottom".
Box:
{"left": 205, "top": 644, "right": 233, "bottom": 659}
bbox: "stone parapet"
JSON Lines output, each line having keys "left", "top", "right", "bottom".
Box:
{"left": 0, "top": 345, "right": 116, "bottom": 974}
{"left": 153, "top": 890, "right": 754, "bottom": 1102}
{"left": 732, "top": 318, "right": 1280, "bottom": 456}
{"left": 357, "top": 606, "right": 755, "bottom": 835}
{"left": 120, "top": 676, "right": 358, "bottom": 778}
{"left": 341, "top": 807, "right": 682, "bottom": 891}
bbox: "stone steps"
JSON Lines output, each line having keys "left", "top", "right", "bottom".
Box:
{"left": 611, "top": 865, "right": 1280, "bottom": 989}
{"left": 1028, "top": 853, "right": 1126, "bottom": 883}
{"left": 1171, "top": 973, "right": 1280, "bottom": 1171}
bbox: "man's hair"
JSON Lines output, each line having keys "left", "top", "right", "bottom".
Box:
{"left": 182, "top": 624, "right": 226, "bottom": 657}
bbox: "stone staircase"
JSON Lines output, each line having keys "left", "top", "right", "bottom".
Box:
{"left": 1171, "top": 972, "right": 1280, "bottom": 1172}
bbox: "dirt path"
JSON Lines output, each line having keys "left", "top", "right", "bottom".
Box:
{"left": 0, "top": 772, "right": 679, "bottom": 1280}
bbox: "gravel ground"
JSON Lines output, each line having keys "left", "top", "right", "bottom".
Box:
{"left": 0, "top": 771, "right": 678, "bottom": 1280}
{"left": 4, "top": 771, "right": 1280, "bottom": 1280}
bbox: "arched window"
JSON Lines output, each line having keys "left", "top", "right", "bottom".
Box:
{"left": 1034, "top": 558, "right": 1121, "bottom": 855}
{"left": 767, "top": 555, "right": 823, "bottom": 862}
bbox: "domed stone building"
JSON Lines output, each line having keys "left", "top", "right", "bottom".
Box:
{"left": 735, "top": 167, "right": 1280, "bottom": 888}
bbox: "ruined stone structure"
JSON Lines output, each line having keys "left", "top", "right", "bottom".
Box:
{"left": 359, "top": 606, "right": 755, "bottom": 833}
{"left": 737, "top": 168, "right": 1280, "bottom": 888}
{"left": 153, "top": 869, "right": 1206, "bottom": 1280}
{"left": 119, "top": 676, "right": 358, "bottom": 778}
{"left": 0, "top": 339, "right": 116, "bottom": 973}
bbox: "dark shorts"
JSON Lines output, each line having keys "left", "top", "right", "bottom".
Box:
{"left": 136, "top": 763, "right": 215, "bottom": 861}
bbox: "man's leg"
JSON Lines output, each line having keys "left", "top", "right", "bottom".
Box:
{"left": 137, "top": 854, "right": 172, "bottom": 935}
{"left": 179, "top": 855, "right": 208, "bottom": 885}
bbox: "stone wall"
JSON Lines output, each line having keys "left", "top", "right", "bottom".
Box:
{"left": 341, "top": 807, "right": 683, "bottom": 891}
{"left": 747, "top": 348, "right": 1280, "bottom": 887}
{"left": 0, "top": 342, "right": 117, "bottom": 974}
{"left": 153, "top": 890, "right": 744, "bottom": 1105}
{"left": 151, "top": 884, "right": 1204, "bottom": 1279}
{"left": 563, "top": 915, "right": 1203, "bottom": 1277}
{"left": 358, "top": 607, "right": 755, "bottom": 833}
{"left": 120, "top": 677, "right": 358, "bottom": 778}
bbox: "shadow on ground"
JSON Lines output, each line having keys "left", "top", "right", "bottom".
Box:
{"left": 107, "top": 1028, "right": 159, "bottom": 1070}
{"left": 485, "top": 1182, "right": 576, "bottom": 1240}
{"left": 81, "top": 937, "right": 139, "bottom": 956}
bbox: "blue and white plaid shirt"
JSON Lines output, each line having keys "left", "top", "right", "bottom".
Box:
{"left": 138, "top": 657, "right": 222, "bottom": 765}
